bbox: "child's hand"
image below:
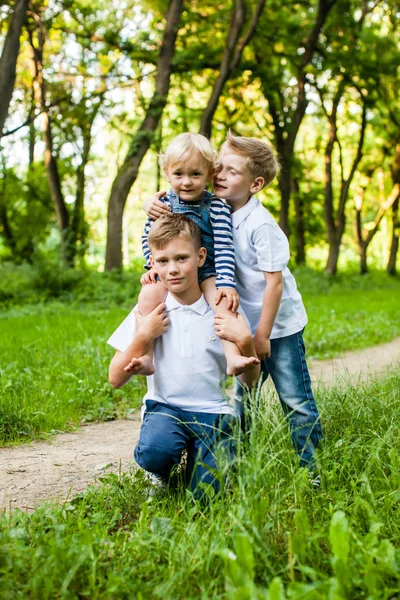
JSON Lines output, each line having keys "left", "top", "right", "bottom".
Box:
{"left": 215, "top": 287, "right": 240, "bottom": 312}
{"left": 135, "top": 303, "right": 169, "bottom": 340}
{"left": 140, "top": 268, "right": 158, "bottom": 285}
{"left": 143, "top": 191, "right": 170, "bottom": 219}
{"left": 254, "top": 334, "right": 271, "bottom": 361}
{"left": 214, "top": 313, "right": 251, "bottom": 345}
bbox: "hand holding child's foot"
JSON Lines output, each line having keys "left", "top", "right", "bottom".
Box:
{"left": 124, "top": 356, "right": 155, "bottom": 376}
{"left": 214, "top": 313, "right": 250, "bottom": 345}
{"left": 226, "top": 355, "right": 260, "bottom": 376}
{"left": 135, "top": 303, "right": 169, "bottom": 340}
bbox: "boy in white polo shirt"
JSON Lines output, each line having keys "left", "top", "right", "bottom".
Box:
{"left": 108, "top": 214, "right": 259, "bottom": 499}
{"left": 213, "top": 132, "right": 323, "bottom": 474}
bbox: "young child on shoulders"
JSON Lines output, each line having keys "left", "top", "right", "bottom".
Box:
{"left": 138, "top": 132, "right": 258, "bottom": 377}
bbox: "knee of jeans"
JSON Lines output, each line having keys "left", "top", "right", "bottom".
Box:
{"left": 134, "top": 443, "right": 179, "bottom": 475}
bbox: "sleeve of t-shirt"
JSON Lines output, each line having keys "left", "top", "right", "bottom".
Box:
{"left": 107, "top": 307, "right": 137, "bottom": 352}
{"left": 251, "top": 223, "right": 290, "bottom": 272}
{"left": 209, "top": 199, "right": 236, "bottom": 289}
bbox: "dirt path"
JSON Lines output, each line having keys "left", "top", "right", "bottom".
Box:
{"left": 1, "top": 337, "right": 399, "bottom": 512}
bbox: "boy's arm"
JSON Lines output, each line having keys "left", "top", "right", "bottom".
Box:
{"left": 108, "top": 304, "right": 168, "bottom": 389}
{"left": 254, "top": 271, "right": 283, "bottom": 360}
{"left": 209, "top": 199, "right": 238, "bottom": 310}
{"left": 143, "top": 191, "right": 171, "bottom": 219}
{"left": 141, "top": 195, "right": 172, "bottom": 267}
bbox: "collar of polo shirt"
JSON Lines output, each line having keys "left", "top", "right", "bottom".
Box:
{"left": 231, "top": 195, "right": 257, "bottom": 229}
{"left": 165, "top": 292, "right": 209, "bottom": 316}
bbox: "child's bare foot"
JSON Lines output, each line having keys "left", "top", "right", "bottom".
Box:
{"left": 124, "top": 356, "right": 155, "bottom": 376}
{"left": 226, "top": 355, "right": 260, "bottom": 376}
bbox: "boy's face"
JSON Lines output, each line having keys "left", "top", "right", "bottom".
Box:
{"left": 164, "top": 153, "right": 211, "bottom": 202}
{"left": 214, "top": 151, "right": 263, "bottom": 208}
{"left": 150, "top": 237, "right": 206, "bottom": 303}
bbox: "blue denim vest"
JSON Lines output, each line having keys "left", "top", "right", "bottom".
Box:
{"left": 169, "top": 189, "right": 216, "bottom": 282}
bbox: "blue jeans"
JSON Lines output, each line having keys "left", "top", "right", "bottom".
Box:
{"left": 237, "top": 330, "right": 323, "bottom": 468}
{"left": 134, "top": 400, "right": 237, "bottom": 499}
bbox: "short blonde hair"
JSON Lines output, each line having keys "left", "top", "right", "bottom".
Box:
{"left": 160, "top": 133, "right": 216, "bottom": 174}
{"left": 222, "top": 132, "right": 280, "bottom": 186}
{"left": 148, "top": 214, "right": 201, "bottom": 251}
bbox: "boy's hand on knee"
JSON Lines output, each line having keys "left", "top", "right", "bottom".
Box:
{"left": 254, "top": 334, "right": 271, "bottom": 360}
{"left": 215, "top": 287, "right": 240, "bottom": 312}
{"left": 136, "top": 303, "right": 169, "bottom": 339}
{"left": 214, "top": 313, "right": 251, "bottom": 345}
{"left": 140, "top": 268, "right": 158, "bottom": 285}
{"left": 143, "top": 191, "right": 170, "bottom": 219}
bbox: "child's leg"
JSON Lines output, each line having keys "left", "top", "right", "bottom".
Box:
{"left": 134, "top": 401, "right": 189, "bottom": 481}
{"left": 201, "top": 277, "right": 258, "bottom": 376}
{"left": 137, "top": 280, "right": 167, "bottom": 371}
{"left": 186, "top": 412, "right": 237, "bottom": 501}
{"left": 262, "top": 331, "right": 323, "bottom": 469}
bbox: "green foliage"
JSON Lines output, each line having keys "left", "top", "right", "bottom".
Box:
{"left": 0, "top": 259, "right": 143, "bottom": 307}
{"left": 0, "top": 164, "right": 53, "bottom": 262}
{"left": 1, "top": 368, "right": 399, "bottom": 597}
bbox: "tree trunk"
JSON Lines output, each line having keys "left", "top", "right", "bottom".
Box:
{"left": 359, "top": 245, "right": 368, "bottom": 275}
{"left": 105, "top": 0, "right": 183, "bottom": 271}
{"left": 326, "top": 237, "right": 340, "bottom": 276}
{"left": 387, "top": 196, "right": 399, "bottom": 275}
{"left": 323, "top": 83, "right": 366, "bottom": 275}
{"left": 278, "top": 160, "right": 291, "bottom": 236}
{"left": 30, "top": 30, "right": 72, "bottom": 266}
{"left": 293, "top": 177, "right": 305, "bottom": 264}
{"left": 0, "top": 0, "right": 28, "bottom": 135}
{"left": 69, "top": 132, "right": 90, "bottom": 265}
{"left": 200, "top": 0, "right": 266, "bottom": 138}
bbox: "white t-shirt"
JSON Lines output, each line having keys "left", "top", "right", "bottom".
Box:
{"left": 231, "top": 195, "right": 307, "bottom": 339}
{"left": 107, "top": 293, "right": 236, "bottom": 415}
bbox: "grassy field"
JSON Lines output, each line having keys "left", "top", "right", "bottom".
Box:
{"left": 0, "top": 268, "right": 399, "bottom": 446}
{"left": 1, "top": 369, "right": 399, "bottom": 598}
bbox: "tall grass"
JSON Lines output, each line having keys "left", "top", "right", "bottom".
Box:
{"left": 1, "top": 368, "right": 399, "bottom": 598}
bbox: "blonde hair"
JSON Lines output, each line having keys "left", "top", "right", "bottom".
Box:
{"left": 159, "top": 133, "right": 216, "bottom": 174}
{"left": 222, "top": 131, "right": 280, "bottom": 186}
{"left": 148, "top": 214, "right": 202, "bottom": 251}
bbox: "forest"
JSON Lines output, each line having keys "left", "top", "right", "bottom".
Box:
{"left": 1, "top": 0, "right": 399, "bottom": 277}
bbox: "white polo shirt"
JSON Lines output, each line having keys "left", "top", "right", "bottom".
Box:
{"left": 107, "top": 293, "right": 236, "bottom": 415}
{"left": 231, "top": 195, "right": 307, "bottom": 339}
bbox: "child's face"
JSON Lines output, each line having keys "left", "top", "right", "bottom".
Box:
{"left": 164, "top": 153, "right": 211, "bottom": 202}
{"left": 214, "top": 151, "right": 263, "bottom": 208}
{"left": 150, "top": 237, "right": 206, "bottom": 303}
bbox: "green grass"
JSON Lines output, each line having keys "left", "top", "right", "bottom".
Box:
{"left": 296, "top": 268, "right": 400, "bottom": 359}
{"left": 0, "top": 303, "right": 146, "bottom": 446}
{"left": 1, "top": 369, "right": 399, "bottom": 598}
{"left": 1, "top": 267, "right": 399, "bottom": 446}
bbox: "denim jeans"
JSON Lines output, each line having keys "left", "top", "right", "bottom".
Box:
{"left": 237, "top": 330, "right": 323, "bottom": 468}
{"left": 134, "top": 400, "right": 237, "bottom": 499}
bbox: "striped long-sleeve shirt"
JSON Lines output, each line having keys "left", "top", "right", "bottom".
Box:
{"left": 142, "top": 190, "right": 236, "bottom": 289}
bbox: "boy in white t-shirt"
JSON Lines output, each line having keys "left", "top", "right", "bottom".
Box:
{"left": 144, "top": 133, "right": 323, "bottom": 475}
{"left": 214, "top": 133, "right": 323, "bottom": 473}
{"left": 108, "top": 214, "right": 259, "bottom": 499}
